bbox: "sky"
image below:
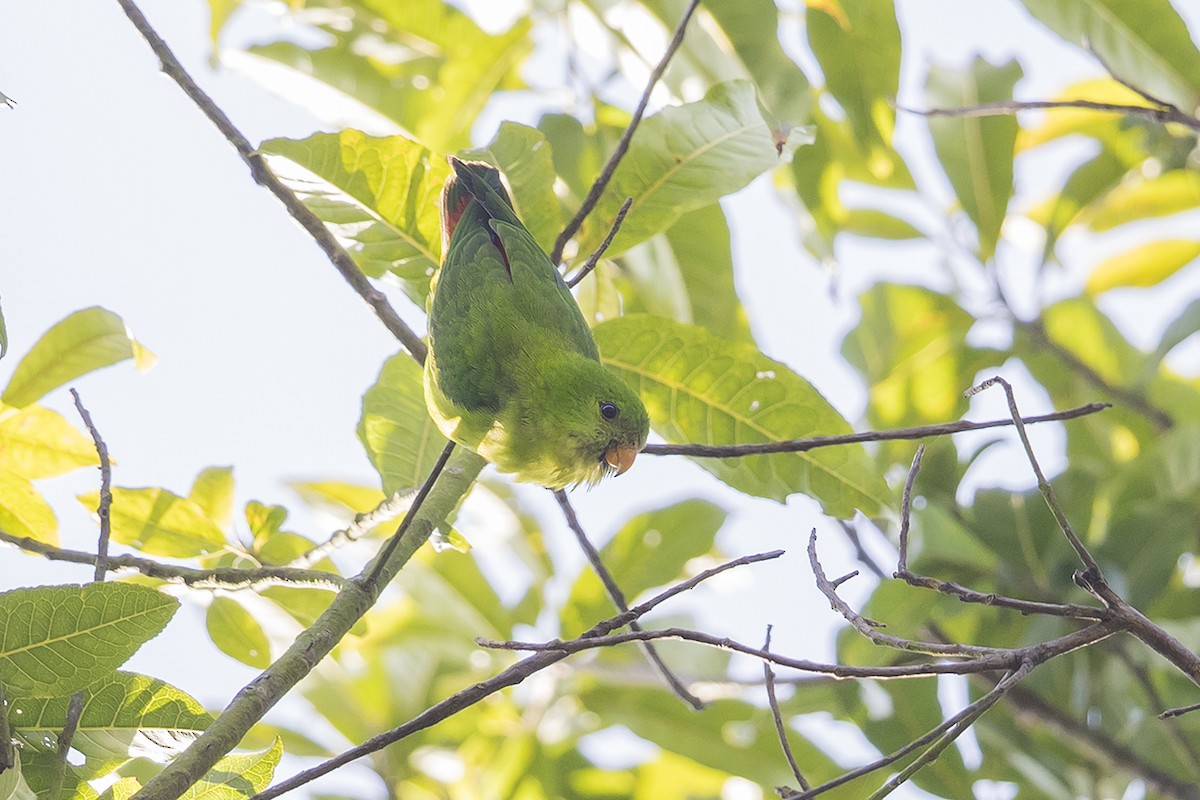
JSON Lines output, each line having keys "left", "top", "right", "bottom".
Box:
{"left": 2, "top": 1, "right": 1199, "bottom": 798}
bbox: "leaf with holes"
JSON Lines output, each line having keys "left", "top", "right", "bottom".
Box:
{"left": 595, "top": 315, "right": 891, "bottom": 516}
{"left": 0, "top": 583, "right": 177, "bottom": 698}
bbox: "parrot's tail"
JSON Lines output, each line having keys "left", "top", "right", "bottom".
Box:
{"left": 441, "top": 158, "right": 514, "bottom": 246}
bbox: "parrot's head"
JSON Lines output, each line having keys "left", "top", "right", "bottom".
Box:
{"left": 545, "top": 356, "right": 650, "bottom": 488}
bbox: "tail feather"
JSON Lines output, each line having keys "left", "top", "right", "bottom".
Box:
{"left": 441, "top": 158, "right": 515, "bottom": 247}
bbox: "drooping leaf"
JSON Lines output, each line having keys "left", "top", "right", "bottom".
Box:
{"left": 0, "top": 583, "right": 178, "bottom": 697}
{"left": 188, "top": 466, "right": 235, "bottom": 533}
{"left": 807, "top": 0, "right": 901, "bottom": 156}
{"left": 926, "top": 57, "right": 1022, "bottom": 262}
{"left": 561, "top": 499, "right": 726, "bottom": 637}
{"left": 1024, "top": 148, "right": 1133, "bottom": 263}
{"left": 1081, "top": 169, "right": 1200, "bottom": 230}
{"left": 206, "top": 596, "right": 271, "bottom": 669}
{"left": 663, "top": 204, "right": 754, "bottom": 342}
{"left": 1085, "top": 239, "right": 1200, "bottom": 294}
{"left": 11, "top": 671, "right": 210, "bottom": 767}
{"left": 841, "top": 208, "right": 923, "bottom": 240}
{"left": 261, "top": 131, "right": 450, "bottom": 303}
{"left": 2, "top": 308, "right": 155, "bottom": 409}
{"left": 1019, "top": 0, "right": 1200, "bottom": 112}
{"left": 595, "top": 315, "right": 891, "bottom": 516}
{"left": 462, "top": 122, "right": 560, "bottom": 255}
{"left": 359, "top": 352, "right": 447, "bottom": 496}
{"left": 573, "top": 80, "right": 812, "bottom": 261}
{"left": 0, "top": 467, "right": 57, "bottom": 545}
{"left": 79, "top": 487, "right": 226, "bottom": 558}
{"left": 1154, "top": 296, "right": 1200, "bottom": 363}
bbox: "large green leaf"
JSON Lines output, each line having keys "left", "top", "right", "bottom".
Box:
{"left": 78, "top": 487, "right": 227, "bottom": 558}
{"left": 358, "top": 352, "right": 447, "bottom": 496}
{"left": 1020, "top": 0, "right": 1200, "bottom": 112}
{"left": 0, "top": 405, "right": 99, "bottom": 480}
{"left": 807, "top": 0, "right": 901, "bottom": 155}
{"left": 0, "top": 467, "right": 56, "bottom": 545}
{"left": 561, "top": 499, "right": 726, "bottom": 637}
{"left": 0, "top": 583, "right": 177, "bottom": 698}
{"left": 926, "top": 57, "right": 1022, "bottom": 262}
{"left": 246, "top": 0, "right": 530, "bottom": 152}
{"left": 188, "top": 739, "right": 281, "bottom": 799}
{"left": 262, "top": 131, "right": 449, "bottom": 302}
{"left": 11, "top": 671, "right": 210, "bottom": 767}
{"left": 462, "top": 122, "right": 560, "bottom": 255}
{"left": 1081, "top": 169, "right": 1200, "bottom": 231}
{"left": 573, "top": 80, "right": 811, "bottom": 261}
{"left": 663, "top": 204, "right": 753, "bottom": 343}
{"left": 595, "top": 315, "right": 891, "bottom": 515}
{"left": 1, "top": 307, "right": 155, "bottom": 409}
{"left": 206, "top": 596, "right": 271, "bottom": 669}
{"left": 188, "top": 466, "right": 235, "bottom": 534}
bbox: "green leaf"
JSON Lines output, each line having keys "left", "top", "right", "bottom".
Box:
{"left": 926, "top": 57, "right": 1022, "bottom": 262}
{"left": 185, "top": 739, "right": 281, "bottom": 799}
{"left": 0, "top": 405, "right": 99, "bottom": 480}
{"left": 842, "top": 284, "right": 998, "bottom": 428}
{"left": 288, "top": 480, "right": 386, "bottom": 517}
{"left": 206, "top": 596, "right": 271, "bottom": 669}
{"left": 663, "top": 204, "right": 754, "bottom": 342}
{"left": 358, "top": 351, "right": 447, "bottom": 496}
{"left": 207, "top": 0, "right": 240, "bottom": 47}
{"left": 0, "top": 752, "right": 36, "bottom": 800}
{"left": 261, "top": 131, "right": 450, "bottom": 303}
{"left": 1085, "top": 239, "right": 1200, "bottom": 294}
{"left": 574, "top": 80, "right": 811, "bottom": 261}
{"left": 0, "top": 467, "right": 57, "bottom": 545}
{"left": 807, "top": 0, "right": 902, "bottom": 154}
{"left": 595, "top": 315, "right": 891, "bottom": 516}
{"left": 247, "top": 0, "right": 530, "bottom": 152}
{"left": 0, "top": 583, "right": 177, "bottom": 697}
{"left": 1019, "top": 0, "right": 1200, "bottom": 112}
{"left": 1082, "top": 169, "right": 1200, "bottom": 231}
{"left": 79, "top": 487, "right": 226, "bottom": 558}
{"left": 1, "top": 307, "right": 155, "bottom": 409}
{"left": 1024, "top": 148, "right": 1132, "bottom": 263}
{"left": 841, "top": 208, "right": 923, "bottom": 240}
{"left": 462, "top": 122, "right": 560, "bottom": 255}
{"left": 11, "top": 671, "right": 210, "bottom": 767}
{"left": 188, "top": 467, "right": 234, "bottom": 533}
{"left": 1154, "top": 296, "right": 1200, "bottom": 362}
{"left": 561, "top": 499, "right": 725, "bottom": 637}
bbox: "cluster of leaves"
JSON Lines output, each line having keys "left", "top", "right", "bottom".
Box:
{"left": 5, "top": 0, "right": 1200, "bottom": 798}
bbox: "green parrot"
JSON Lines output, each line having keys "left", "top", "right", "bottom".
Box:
{"left": 423, "top": 158, "right": 650, "bottom": 490}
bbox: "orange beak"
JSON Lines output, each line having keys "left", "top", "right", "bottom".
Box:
{"left": 604, "top": 444, "right": 639, "bottom": 477}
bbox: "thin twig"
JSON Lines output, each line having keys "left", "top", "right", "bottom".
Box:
{"left": 642, "top": 403, "right": 1110, "bottom": 457}
{"left": 481, "top": 618, "right": 1123, "bottom": 680}
{"left": 566, "top": 197, "right": 633, "bottom": 288}
{"left": 763, "top": 626, "right": 809, "bottom": 792}
{"left": 287, "top": 492, "right": 414, "bottom": 569}
{"left": 70, "top": 389, "right": 113, "bottom": 581}
{"left": 112, "top": 0, "right": 427, "bottom": 363}
{"left": 48, "top": 692, "right": 85, "bottom": 800}
{"left": 1082, "top": 37, "right": 1180, "bottom": 112}
{"left": 898, "top": 99, "right": 1200, "bottom": 132}
{"left": 252, "top": 549, "right": 781, "bottom": 800}
{"left": 550, "top": 0, "right": 701, "bottom": 264}
{"left": 1115, "top": 645, "right": 1200, "bottom": 778}
{"left": 553, "top": 490, "right": 704, "bottom": 709}
{"left": 0, "top": 685, "right": 11, "bottom": 772}
{"left": 0, "top": 529, "right": 345, "bottom": 588}
{"left": 835, "top": 520, "right": 886, "bottom": 579}
{"left": 362, "top": 441, "right": 456, "bottom": 589}
{"left": 895, "top": 445, "right": 924, "bottom": 574}
{"left": 809, "top": 530, "right": 1004, "bottom": 658}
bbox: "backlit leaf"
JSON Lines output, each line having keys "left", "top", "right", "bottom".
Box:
{"left": 206, "top": 596, "right": 271, "bottom": 669}
{"left": 595, "top": 315, "right": 891, "bottom": 515}
{"left": 358, "top": 352, "right": 447, "bottom": 496}
{"left": 0, "top": 405, "right": 98, "bottom": 480}
{"left": 0, "top": 467, "right": 56, "bottom": 545}
{"left": 1085, "top": 239, "right": 1200, "bottom": 294}
{"left": 79, "top": 487, "right": 226, "bottom": 558}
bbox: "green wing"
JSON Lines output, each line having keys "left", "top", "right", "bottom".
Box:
{"left": 429, "top": 160, "right": 599, "bottom": 412}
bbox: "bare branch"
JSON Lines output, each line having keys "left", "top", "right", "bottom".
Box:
{"left": 112, "top": 0, "right": 427, "bottom": 363}
{"left": 895, "top": 444, "right": 924, "bottom": 574}
{"left": 566, "top": 197, "right": 633, "bottom": 288}
{"left": 763, "top": 627, "right": 809, "bottom": 792}
{"left": 553, "top": 490, "right": 704, "bottom": 708}
{"left": 898, "top": 99, "right": 1200, "bottom": 132}
{"left": 71, "top": 389, "right": 113, "bottom": 581}
{"left": 550, "top": 0, "right": 701, "bottom": 264}
{"left": 0, "top": 529, "right": 345, "bottom": 589}
{"left": 49, "top": 692, "right": 85, "bottom": 800}
{"left": 642, "top": 403, "right": 1110, "bottom": 457}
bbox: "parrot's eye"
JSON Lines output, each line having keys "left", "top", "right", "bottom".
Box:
{"left": 600, "top": 402, "right": 619, "bottom": 420}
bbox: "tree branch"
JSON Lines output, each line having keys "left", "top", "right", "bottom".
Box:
{"left": 70, "top": 389, "right": 113, "bottom": 581}
{"left": 898, "top": 98, "right": 1200, "bottom": 133}
{"left": 550, "top": 0, "right": 701, "bottom": 264}
{"left": 642, "top": 402, "right": 1109, "bottom": 457}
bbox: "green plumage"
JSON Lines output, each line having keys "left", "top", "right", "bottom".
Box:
{"left": 424, "top": 158, "right": 649, "bottom": 489}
